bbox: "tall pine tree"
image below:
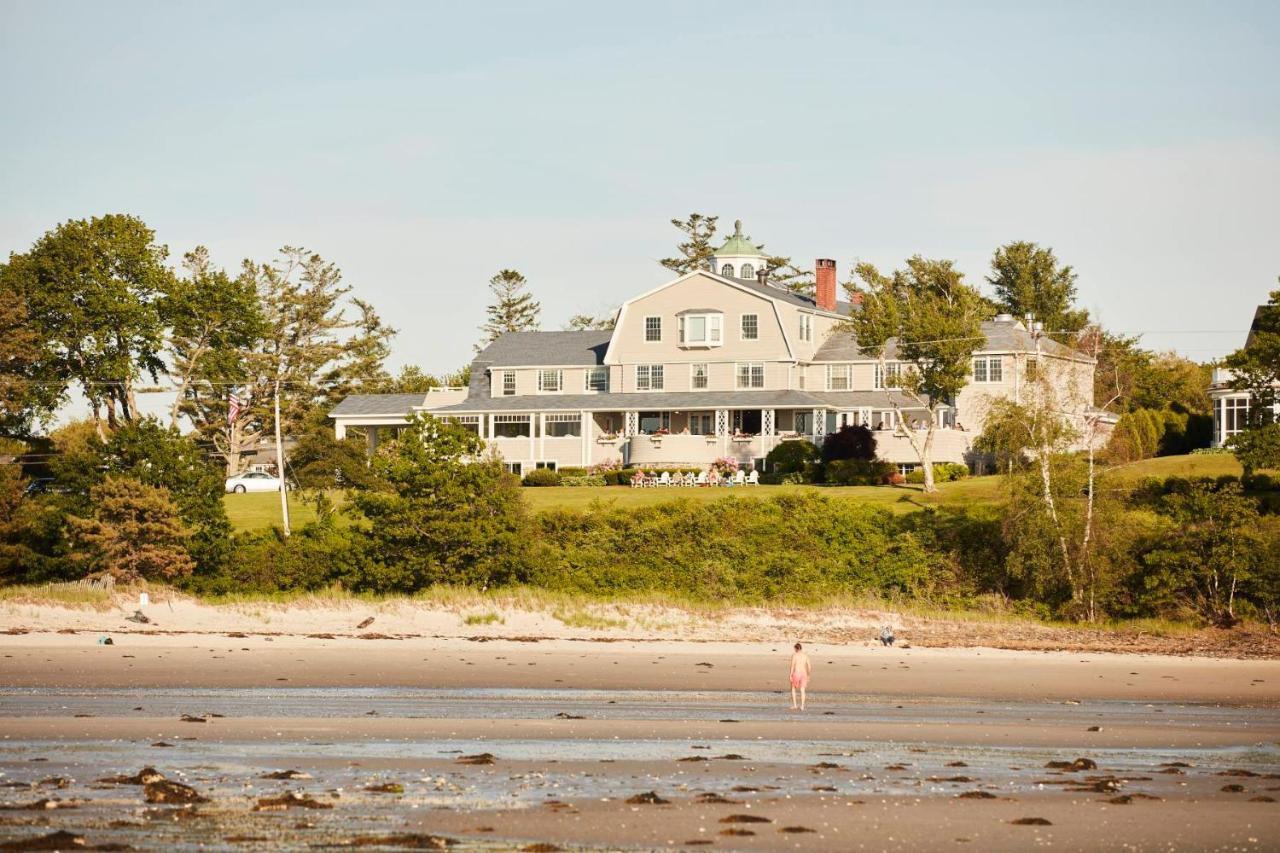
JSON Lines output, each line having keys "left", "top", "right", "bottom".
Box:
{"left": 659, "top": 213, "right": 719, "bottom": 275}
{"left": 480, "top": 269, "right": 541, "bottom": 345}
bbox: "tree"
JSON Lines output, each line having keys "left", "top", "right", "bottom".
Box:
{"left": 1132, "top": 351, "right": 1211, "bottom": 414}
{"left": 1227, "top": 422, "right": 1280, "bottom": 477}
{"left": 1, "top": 214, "right": 176, "bottom": 436}
{"left": 659, "top": 213, "right": 719, "bottom": 275}
{"left": 763, "top": 256, "right": 815, "bottom": 297}
{"left": 67, "top": 476, "right": 195, "bottom": 582}
{"left": 1080, "top": 327, "right": 1149, "bottom": 411}
{"left": 480, "top": 269, "right": 540, "bottom": 346}
{"left": 350, "top": 413, "right": 529, "bottom": 591}
{"left": 0, "top": 276, "right": 60, "bottom": 435}
{"left": 50, "top": 418, "right": 231, "bottom": 573}
{"left": 163, "top": 247, "right": 265, "bottom": 430}
{"left": 1142, "top": 480, "right": 1264, "bottom": 627}
{"left": 987, "top": 241, "right": 1089, "bottom": 343}
{"left": 820, "top": 425, "right": 877, "bottom": 463}
{"left": 765, "top": 439, "right": 819, "bottom": 475}
{"left": 565, "top": 312, "right": 617, "bottom": 330}
{"left": 845, "top": 256, "right": 990, "bottom": 491}
{"left": 1223, "top": 284, "right": 1280, "bottom": 428}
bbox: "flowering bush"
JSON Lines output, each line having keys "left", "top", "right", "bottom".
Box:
{"left": 588, "top": 459, "right": 621, "bottom": 475}
{"left": 711, "top": 456, "right": 740, "bottom": 475}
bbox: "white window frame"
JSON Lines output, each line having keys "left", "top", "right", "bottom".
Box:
{"left": 973, "top": 356, "right": 1002, "bottom": 383}
{"left": 678, "top": 312, "right": 723, "bottom": 348}
{"left": 544, "top": 412, "right": 581, "bottom": 438}
{"left": 492, "top": 413, "right": 532, "bottom": 438}
{"left": 500, "top": 370, "right": 515, "bottom": 396}
{"left": 720, "top": 263, "right": 735, "bottom": 278}
{"left": 799, "top": 314, "right": 812, "bottom": 342}
{"left": 585, "top": 366, "right": 608, "bottom": 392}
{"left": 874, "top": 362, "right": 901, "bottom": 390}
{"left": 741, "top": 263, "right": 755, "bottom": 279}
{"left": 740, "top": 313, "right": 759, "bottom": 341}
{"left": 537, "top": 369, "right": 563, "bottom": 393}
{"left": 636, "top": 363, "right": 665, "bottom": 391}
{"left": 736, "top": 362, "right": 765, "bottom": 389}
{"left": 644, "top": 315, "right": 662, "bottom": 342}
{"left": 826, "top": 364, "right": 852, "bottom": 391}
{"left": 690, "top": 362, "right": 709, "bottom": 390}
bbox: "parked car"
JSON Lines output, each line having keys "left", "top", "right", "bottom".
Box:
{"left": 224, "top": 471, "right": 287, "bottom": 494}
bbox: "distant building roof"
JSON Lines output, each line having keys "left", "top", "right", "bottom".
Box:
{"left": 329, "top": 393, "right": 429, "bottom": 417}
{"left": 478, "top": 330, "right": 612, "bottom": 367}
{"left": 712, "top": 219, "right": 765, "bottom": 258}
{"left": 812, "top": 317, "right": 1087, "bottom": 363}
{"left": 433, "top": 388, "right": 924, "bottom": 413}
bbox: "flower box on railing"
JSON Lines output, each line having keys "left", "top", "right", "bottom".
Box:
{"left": 731, "top": 434, "right": 754, "bottom": 443}
{"left": 596, "top": 434, "right": 619, "bottom": 443}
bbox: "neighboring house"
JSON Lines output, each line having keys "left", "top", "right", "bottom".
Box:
{"left": 331, "top": 221, "right": 1098, "bottom": 474}
{"left": 1208, "top": 305, "right": 1280, "bottom": 447}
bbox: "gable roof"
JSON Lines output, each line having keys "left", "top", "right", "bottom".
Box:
{"left": 813, "top": 319, "right": 1089, "bottom": 363}
{"left": 478, "top": 330, "right": 612, "bottom": 367}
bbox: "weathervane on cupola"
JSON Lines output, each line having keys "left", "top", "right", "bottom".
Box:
{"left": 710, "top": 219, "right": 768, "bottom": 280}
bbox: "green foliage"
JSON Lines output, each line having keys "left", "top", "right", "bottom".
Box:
{"left": 1140, "top": 479, "right": 1265, "bottom": 626}
{"left": 987, "top": 241, "right": 1089, "bottom": 343}
{"left": 556, "top": 467, "right": 589, "bottom": 478}
{"left": 659, "top": 213, "right": 719, "bottom": 275}
{"left": 1227, "top": 422, "right": 1280, "bottom": 477}
{"left": 765, "top": 440, "right": 819, "bottom": 476}
{"left": 66, "top": 476, "right": 194, "bottom": 582}
{"left": 565, "top": 312, "right": 617, "bottom": 330}
{"left": 350, "top": 414, "right": 529, "bottom": 591}
{"left": 905, "top": 463, "right": 967, "bottom": 484}
{"left": 522, "top": 468, "right": 562, "bottom": 487}
{"left": 0, "top": 274, "right": 61, "bottom": 434}
{"left": 480, "top": 269, "right": 541, "bottom": 346}
{"left": 820, "top": 425, "right": 876, "bottom": 464}
{"left": 289, "top": 418, "right": 382, "bottom": 490}
{"left": 1, "top": 214, "right": 175, "bottom": 428}
{"left": 560, "top": 475, "right": 607, "bottom": 487}
{"left": 199, "top": 517, "right": 364, "bottom": 595}
{"left": 1223, "top": 285, "right": 1280, "bottom": 427}
{"left": 1109, "top": 406, "right": 1209, "bottom": 462}
{"left": 49, "top": 418, "right": 231, "bottom": 573}
{"left": 825, "top": 459, "right": 894, "bottom": 486}
{"left": 529, "top": 493, "right": 940, "bottom": 602}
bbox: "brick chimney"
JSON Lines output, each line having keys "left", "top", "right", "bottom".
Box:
{"left": 815, "top": 258, "right": 837, "bottom": 313}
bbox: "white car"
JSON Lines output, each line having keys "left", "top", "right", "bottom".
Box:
{"left": 225, "top": 471, "right": 286, "bottom": 494}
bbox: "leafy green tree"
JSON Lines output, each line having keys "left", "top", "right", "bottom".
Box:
{"left": 1, "top": 214, "right": 176, "bottom": 436}
{"left": 846, "top": 256, "right": 990, "bottom": 491}
{"left": 350, "top": 413, "right": 529, "bottom": 591}
{"left": 1223, "top": 284, "right": 1280, "bottom": 428}
{"left": 659, "top": 213, "right": 719, "bottom": 275}
{"left": 987, "top": 241, "right": 1089, "bottom": 343}
{"left": 763, "top": 256, "right": 814, "bottom": 296}
{"left": 820, "top": 425, "right": 876, "bottom": 463}
{"left": 67, "top": 476, "right": 195, "bottom": 582}
{"left": 1132, "top": 351, "right": 1212, "bottom": 413}
{"left": 1227, "top": 422, "right": 1280, "bottom": 477}
{"left": 289, "top": 411, "right": 383, "bottom": 490}
{"left": 0, "top": 276, "right": 61, "bottom": 435}
{"left": 163, "top": 247, "right": 265, "bottom": 430}
{"left": 50, "top": 418, "right": 231, "bottom": 573}
{"left": 565, "top": 312, "right": 617, "bottom": 330}
{"left": 1142, "top": 479, "right": 1264, "bottom": 627}
{"left": 765, "top": 439, "right": 819, "bottom": 476}
{"left": 480, "top": 269, "right": 541, "bottom": 346}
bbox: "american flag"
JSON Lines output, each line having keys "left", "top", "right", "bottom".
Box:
{"left": 227, "top": 392, "right": 242, "bottom": 424}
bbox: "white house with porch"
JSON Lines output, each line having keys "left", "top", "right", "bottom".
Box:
{"left": 330, "top": 222, "right": 1098, "bottom": 475}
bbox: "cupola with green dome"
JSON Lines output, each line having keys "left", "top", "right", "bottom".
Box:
{"left": 711, "top": 219, "right": 767, "bottom": 280}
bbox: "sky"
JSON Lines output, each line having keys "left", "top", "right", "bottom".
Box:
{"left": 2, "top": 0, "right": 1279, "bottom": 411}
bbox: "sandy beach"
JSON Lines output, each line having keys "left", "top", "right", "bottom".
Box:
{"left": 2, "top": 597, "right": 1279, "bottom": 850}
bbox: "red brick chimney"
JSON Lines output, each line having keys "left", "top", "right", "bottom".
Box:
{"left": 815, "top": 258, "right": 837, "bottom": 313}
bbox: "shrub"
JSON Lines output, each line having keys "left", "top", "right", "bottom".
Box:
{"left": 522, "top": 468, "right": 562, "bottom": 487}
{"left": 821, "top": 425, "right": 877, "bottom": 464}
{"left": 560, "top": 475, "right": 607, "bottom": 487}
{"left": 557, "top": 466, "right": 589, "bottom": 478}
{"left": 826, "top": 459, "right": 894, "bottom": 486}
{"left": 766, "top": 440, "right": 819, "bottom": 476}
{"left": 935, "top": 462, "right": 969, "bottom": 482}
{"left": 66, "top": 476, "right": 195, "bottom": 582}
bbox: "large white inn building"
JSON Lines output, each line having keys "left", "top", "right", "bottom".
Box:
{"left": 331, "top": 222, "right": 1097, "bottom": 475}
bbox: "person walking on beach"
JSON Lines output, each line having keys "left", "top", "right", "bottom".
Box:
{"left": 789, "top": 642, "right": 812, "bottom": 711}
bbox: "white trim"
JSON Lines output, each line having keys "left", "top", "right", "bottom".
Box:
{"left": 740, "top": 312, "right": 759, "bottom": 341}
{"left": 643, "top": 314, "right": 663, "bottom": 343}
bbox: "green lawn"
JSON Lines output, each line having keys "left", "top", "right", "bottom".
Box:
{"left": 223, "top": 454, "right": 1242, "bottom": 531}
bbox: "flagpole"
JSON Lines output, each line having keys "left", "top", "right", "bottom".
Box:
{"left": 273, "top": 379, "right": 291, "bottom": 537}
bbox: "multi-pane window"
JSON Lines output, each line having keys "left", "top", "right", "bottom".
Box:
{"left": 639, "top": 411, "right": 671, "bottom": 433}
{"left": 493, "top": 414, "right": 531, "bottom": 438}
{"left": 1221, "top": 397, "right": 1250, "bottom": 438}
{"left": 691, "top": 363, "right": 709, "bottom": 389}
{"left": 679, "top": 313, "right": 723, "bottom": 346}
{"left": 585, "top": 367, "right": 608, "bottom": 392}
{"left": 720, "top": 263, "right": 735, "bottom": 278}
{"left": 644, "top": 316, "right": 662, "bottom": 342}
{"left": 501, "top": 371, "right": 515, "bottom": 396}
{"left": 741, "top": 263, "right": 755, "bottom": 279}
{"left": 874, "top": 363, "right": 901, "bottom": 390}
{"left": 973, "top": 356, "right": 1003, "bottom": 383}
{"left": 537, "top": 369, "right": 562, "bottom": 392}
{"left": 826, "top": 364, "right": 852, "bottom": 391}
{"left": 1026, "top": 357, "right": 1038, "bottom": 381}
{"left": 736, "top": 362, "right": 765, "bottom": 389}
{"left": 544, "top": 413, "right": 581, "bottom": 437}
{"left": 636, "top": 364, "right": 664, "bottom": 391}
{"left": 799, "top": 314, "right": 812, "bottom": 342}
{"left": 741, "top": 314, "right": 759, "bottom": 340}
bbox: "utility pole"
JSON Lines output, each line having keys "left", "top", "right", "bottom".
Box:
{"left": 273, "top": 378, "right": 291, "bottom": 537}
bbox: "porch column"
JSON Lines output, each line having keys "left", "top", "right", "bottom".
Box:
{"left": 335, "top": 421, "right": 347, "bottom": 440}
{"left": 812, "top": 409, "right": 826, "bottom": 443}
{"left": 529, "top": 414, "right": 537, "bottom": 462}
{"left": 625, "top": 411, "right": 639, "bottom": 437}
{"left": 538, "top": 412, "right": 546, "bottom": 461}
{"left": 367, "top": 427, "right": 379, "bottom": 454}
{"left": 580, "top": 411, "right": 590, "bottom": 466}
{"left": 762, "top": 409, "right": 775, "bottom": 457}
{"left": 487, "top": 414, "right": 495, "bottom": 441}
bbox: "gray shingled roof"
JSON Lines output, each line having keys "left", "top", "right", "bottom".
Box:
{"left": 433, "top": 388, "right": 925, "bottom": 413}
{"left": 812, "top": 319, "right": 1086, "bottom": 363}
{"left": 329, "top": 393, "right": 428, "bottom": 417}
{"left": 723, "top": 275, "right": 853, "bottom": 316}
{"left": 478, "top": 330, "right": 612, "bottom": 367}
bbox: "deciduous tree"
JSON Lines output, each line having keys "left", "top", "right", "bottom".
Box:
{"left": 1223, "top": 284, "right": 1280, "bottom": 428}
{"left": 987, "top": 241, "right": 1089, "bottom": 343}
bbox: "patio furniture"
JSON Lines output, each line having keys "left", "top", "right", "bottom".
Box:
{"left": 732, "top": 469, "right": 746, "bottom": 486}
{"left": 658, "top": 471, "right": 672, "bottom": 487}
{"left": 746, "top": 470, "right": 760, "bottom": 485}
{"left": 695, "top": 470, "right": 708, "bottom": 486}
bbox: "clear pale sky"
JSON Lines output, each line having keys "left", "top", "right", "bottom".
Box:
{"left": 3, "top": 0, "right": 1278, "bottom": 385}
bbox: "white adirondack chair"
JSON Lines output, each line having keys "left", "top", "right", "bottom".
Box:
{"left": 658, "top": 471, "right": 672, "bottom": 487}
{"left": 732, "top": 469, "right": 746, "bottom": 486}
{"left": 746, "top": 469, "right": 760, "bottom": 485}
{"left": 695, "top": 470, "right": 708, "bottom": 486}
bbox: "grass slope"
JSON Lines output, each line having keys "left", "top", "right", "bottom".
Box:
{"left": 223, "top": 454, "right": 1242, "bottom": 532}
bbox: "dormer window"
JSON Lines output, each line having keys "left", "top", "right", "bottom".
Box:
{"left": 741, "top": 263, "right": 754, "bottom": 279}
{"left": 678, "top": 312, "right": 723, "bottom": 347}
{"left": 720, "top": 263, "right": 734, "bottom": 278}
